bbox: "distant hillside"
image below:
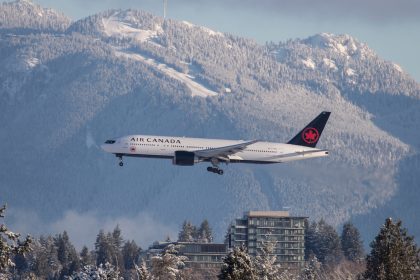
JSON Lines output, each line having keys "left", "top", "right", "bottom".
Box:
{"left": 0, "top": 3, "right": 419, "bottom": 247}
{"left": 0, "top": 0, "right": 70, "bottom": 33}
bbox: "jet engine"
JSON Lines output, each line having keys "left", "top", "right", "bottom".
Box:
{"left": 173, "top": 151, "right": 198, "bottom": 166}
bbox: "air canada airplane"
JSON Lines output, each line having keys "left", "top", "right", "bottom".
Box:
{"left": 101, "top": 111, "right": 331, "bottom": 175}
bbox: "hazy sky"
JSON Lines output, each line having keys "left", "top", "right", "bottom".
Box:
{"left": 5, "top": 0, "right": 420, "bottom": 82}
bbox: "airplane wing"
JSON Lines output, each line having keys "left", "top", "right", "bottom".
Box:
{"left": 194, "top": 140, "right": 259, "bottom": 159}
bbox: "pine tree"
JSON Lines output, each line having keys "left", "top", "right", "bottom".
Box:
{"left": 122, "top": 240, "right": 141, "bottom": 270}
{"left": 363, "top": 218, "right": 420, "bottom": 280}
{"left": 318, "top": 219, "right": 343, "bottom": 265}
{"left": 299, "top": 255, "right": 323, "bottom": 280}
{"left": 80, "top": 246, "right": 94, "bottom": 267}
{"left": 254, "top": 240, "right": 282, "bottom": 280}
{"left": 0, "top": 205, "right": 32, "bottom": 275}
{"left": 198, "top": 219, "right": 213, "bottom": 243}
{"left": 111, "top": 226, "right": 124, "bottom": 273}
{"left": 69, "top": 262, "right": 123, "bottom": 280}
{"left": 94, "top": 230, "right": 114, "bottom": 267}
{"left": 135, "top": 259, "right": 151, "bottom": 280}
{"left": 341, "top": 222, "right": 364, "bottom": 262}
{"left": 55, "top": 231, "right": 80, "bottom": 278}
{"left": 306, "top": 219, "right": 342, "bottom": 265}
{"left": 218, "top": 246, "right": 257, "bottom": 280}
{"left": 151, "top": 244, "right": 187, "bottom": 280}
{"left": 178, "top": 220, "right": 196, "bottom": 242}
{"left": 31, "top": 236, "right": 61, "bottom": 279}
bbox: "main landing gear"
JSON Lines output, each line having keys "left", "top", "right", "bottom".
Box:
{"left": 117, "top": 154, "right": 124, "bottom": 167}
{"left": 207, "top": 166, "right": 224, "bottom": 175}
{"left": 207, "top": 158, "right": 224, "bottom": 175}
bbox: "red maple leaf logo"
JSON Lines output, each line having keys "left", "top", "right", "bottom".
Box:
{"left": 302, "top": 128, "right": 319, "bottom": 144}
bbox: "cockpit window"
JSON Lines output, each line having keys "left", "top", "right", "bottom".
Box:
{"left": 105, "top": 140, "right": 116, "bottom": 144}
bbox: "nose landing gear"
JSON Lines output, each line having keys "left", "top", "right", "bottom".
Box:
{"left": 117, "top": 154, "right": 124, "bottom": 167}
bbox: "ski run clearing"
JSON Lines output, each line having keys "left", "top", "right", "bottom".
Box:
{"left": 102, "top": 14, "right": 162, "bottom": 43}
{"left": 115, "top": 50, "right": 218, "bottom": 98}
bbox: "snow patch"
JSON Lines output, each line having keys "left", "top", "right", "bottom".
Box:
{"left": 181, "top": 20, "right": 223, "bottom": 37}
{"left": 102, "top": 14, "right": 161, "bottom": 42}
{"left": 181, "top": 20, "right": 194, "bottom": 28}
{"left": 301, "top": 58, "right": 316, "bottom": 69}
{"left": 335, "top": 43, "right": 347, "bottom": 55}
{"left": 116, "top": 50, "right": 218, "bottom": 98}
{"left": 393, "top": 63, "right": 403, "bottom": 73}
{"left": 322, "top": 58, "right": 337, "bottom": 70}
{"left": 225, "top": 87, "right": 232, "bottom": 93}
{"left": 200, "top": 26, "right": 224, "bottom": 37}
{"left": 26, "top": 57, "right": 39, "bottom": 68}
{"left": 345, "top": 68, "right": 356, "bottom": 76}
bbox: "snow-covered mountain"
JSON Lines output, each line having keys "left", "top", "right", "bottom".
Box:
{"left": 1, "top": 3, "right": 419, "bottom": 248}
{"left": 0, "top": 0, "right": 70, "bottom": 33}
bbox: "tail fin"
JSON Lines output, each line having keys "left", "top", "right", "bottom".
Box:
{"left": 287, "top": 111, "right": 331, "bottom": 148}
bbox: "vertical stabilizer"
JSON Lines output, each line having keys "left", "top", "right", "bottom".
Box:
{"left": 287, "top": 111, "right": 331, "bottom": 148}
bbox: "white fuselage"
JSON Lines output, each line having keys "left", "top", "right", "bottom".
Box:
{"left": 101, "top": 134, "right": 328, "bottom": 164}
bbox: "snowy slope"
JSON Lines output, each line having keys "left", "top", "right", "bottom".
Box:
{"left": 115, "top": 50, "right": 218, "bottom": 97}
{"left": 0, "top": 2, "right": 419, "bottom": 248}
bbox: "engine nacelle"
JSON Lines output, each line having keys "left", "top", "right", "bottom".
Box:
{"left": 173, "top": 151, "right": 198, "bottom": 166}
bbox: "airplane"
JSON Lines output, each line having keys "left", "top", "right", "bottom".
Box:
{"left": 101, "top": 111, "right": 331, "bottom": 175}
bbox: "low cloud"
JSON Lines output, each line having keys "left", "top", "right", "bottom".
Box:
{"left": 8, "top": 209, "right": 177, "bottom": 250}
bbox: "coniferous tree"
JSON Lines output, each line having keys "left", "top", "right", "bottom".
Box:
{"left": 317, "top": 219, "right": 343, "bottom": 265}
{"left": 224, "top": 225, "right": 232, "bottom": 246}
{"left": 80, "top": 246, "right": 94, "bottom": 267}
{"left": 341, "top": 222, "right": 364, "bottom": 262}
{"left": 122, "top": 240, "right": 141, "bottom": 270}
{"left": 95, "top": 230, "right": 114, "bottom": 267}
{"left": 32, "top": 236, "right": 61, "bottom": 279}
{"left": 306, "top": 219, "right": 343, "bottom": 265}
{"left": 254, "top": 240, "right": 281, "bottom": 280}
{"left": 0, "top": 205, "right": 32, "bottom": 275}
{"left": 55, "top": 231, "right": 80, "bottom": 278}
{"left": 151, "top": 244, "right": 187, "bottom": 280}
{"left": 299, "top": 254, "right": 323, "bottom": 280}
{"left": 111, "top": 225, "right": 124, "bottom": 273}
{"left": 218, "top": 246, "right": 257, "bottom": 280}
{"left": 178, "top": 221, "right": 196, "bottom": 242}
{"left": 69, "top": 262, "right": 123, "bottom": 280}
{"left": 363, "top": 218, "right": 420, "bottom": 280}
{"left": 198, "top": 219, "right": 213, "bottom": 243}
{"left": 135, "top": 259, "right": 152, "bottom": 280}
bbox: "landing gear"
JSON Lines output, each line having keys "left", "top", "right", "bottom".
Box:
{"left": 207, "top": 166, "right": 224, "bottom": 175}
{"left": 116, "top": 154, "right": 123, "bottom": 167}
{"left": 207, "top": 158, "right": 224, "bottom": 175}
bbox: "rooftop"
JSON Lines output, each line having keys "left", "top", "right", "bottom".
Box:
{"left": 247, "top": 211, "right": 290, "bottom": 218}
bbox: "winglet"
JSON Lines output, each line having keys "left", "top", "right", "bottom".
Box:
{"left": 287, "top": 111, "right": 331, "bottom": 148}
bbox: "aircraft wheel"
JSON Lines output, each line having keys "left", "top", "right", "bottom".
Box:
{"left": 119, "top": 162, "right": 124, "bottom": 167}
{"left": 207, "top": 167, "right": 213, "bottom": 172}
{"left": 218, "top": 169, "right": 224, "bottom": 175}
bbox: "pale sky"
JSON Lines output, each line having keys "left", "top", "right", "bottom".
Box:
{"left": 4, "top": 0, "right": 420, "bottom": 82}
